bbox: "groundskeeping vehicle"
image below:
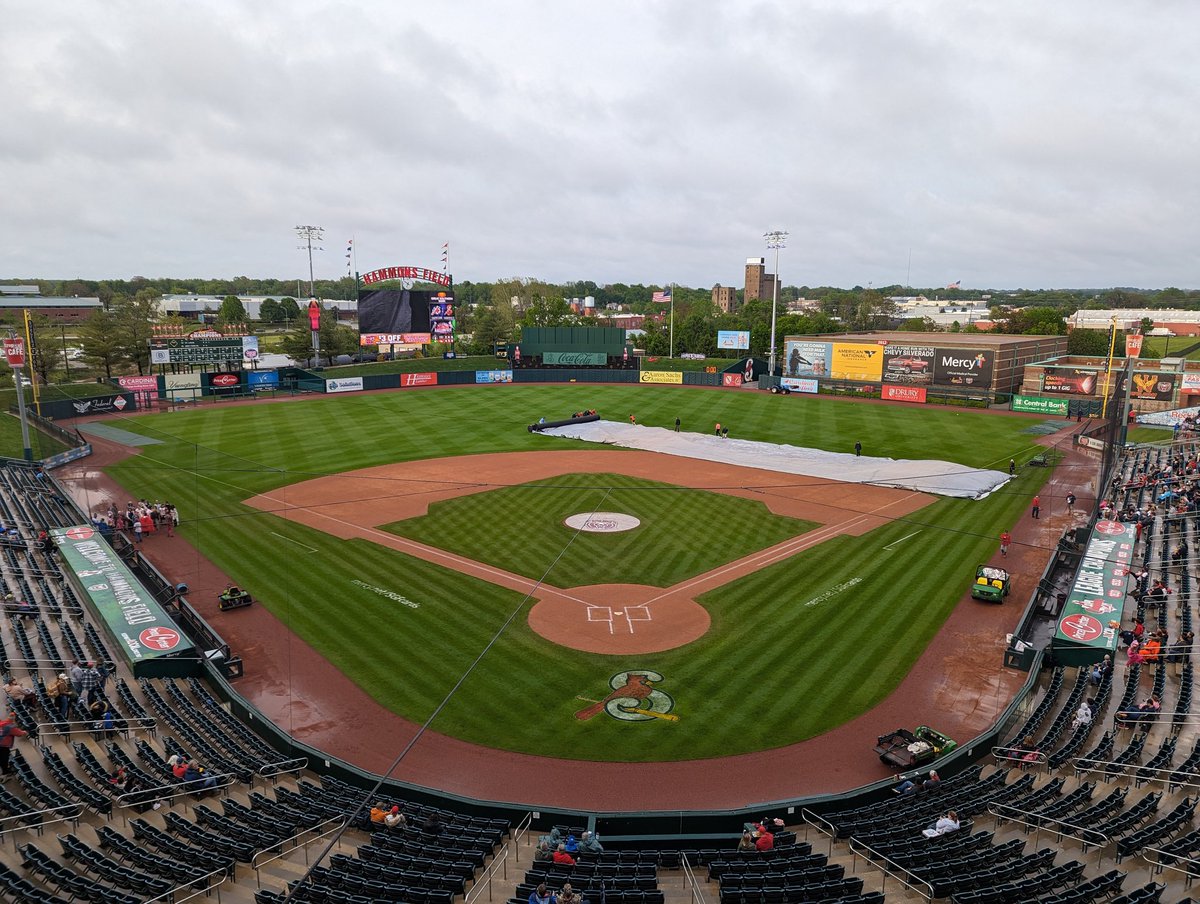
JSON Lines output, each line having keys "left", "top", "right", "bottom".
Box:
{"left": 971, "top": 565, "right": 1011, "bottom": 603}
{"left": 873, "top": 725, "right": 958, "bottom": 769}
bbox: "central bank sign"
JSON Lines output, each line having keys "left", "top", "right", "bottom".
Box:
{"left": 1012, "top": 395, "right": 1070, "bottom": 415}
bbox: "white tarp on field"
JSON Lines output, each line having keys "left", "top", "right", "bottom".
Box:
{"left": 1137, "top": 406, "right": 1200, "bottom": 427}
{"left": 537, "top": 420, "right": 1009, "bottom": 499}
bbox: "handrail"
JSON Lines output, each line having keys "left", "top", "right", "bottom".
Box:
{"left": 0, "top": 801, "right": 82, "bottom": 848}
{"left": 1073, "top": 759, "right": 1200, "bottom": 791}
{"left": 990, "top": 745, "right": 1048, "bottom": 768}
{"left": 112, "top": 773, "right": 239, "bottom": 824}
{"left": 257, "top": 756, "right": 308, "bottom": 779}
{"left": 252, "top": 816, "right": 346, "bottom": 884}
{"left": 799, "top": 807, "right": 837, "bottom": 854}
{"left": 1073, "top": 754, "right": 1148, "bottom": 778}
{"left": 680, "top": 852, "right": 708, "bottom": 904}
{"left": 847, "top": 836, "right": 935, "bottom": 901}
{"left": 464, "top": 811, "right": 534, "bottom": 904}
{"left": 988, "top": 802, "right": 1109, "bottom": 849}
{"left": 1141, "top": 844, "right": 1200, "bottom": 886}
{"left": 140, "top": 865, "right": 231, "bottom": 904}
{"left": 35, "top": 717, "right": 155, "bottom": 736}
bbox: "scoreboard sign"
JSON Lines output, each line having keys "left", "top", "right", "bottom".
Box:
{"left": 150, "top": 332, "right": 259, "bottom": 365}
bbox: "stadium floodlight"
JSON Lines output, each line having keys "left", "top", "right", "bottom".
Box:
{"left": 764, "top": 230, "right": 788, "bottom": 377}
{"left": 295, "top": 225, "right": 325, "bottom": 298}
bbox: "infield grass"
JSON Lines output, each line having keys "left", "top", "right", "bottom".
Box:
{"left": 97, "top": 385, "right": 1061, "bottom": 760}
{"left": 384, "top": 473, "right": 817, "bottom": 588}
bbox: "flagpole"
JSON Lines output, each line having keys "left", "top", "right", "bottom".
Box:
{"left": 669, "top": 283, "right": 674, "bottom": 359}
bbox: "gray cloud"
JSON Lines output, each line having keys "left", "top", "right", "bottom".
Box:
{"left": 2, "top": 0, "right": 1197, "bottom": 289}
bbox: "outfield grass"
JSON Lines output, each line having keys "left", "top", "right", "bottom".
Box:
{"left": 100, "top": 385, "right": 1057, "bottom": 760}
{"left": 1128, "top": 426, "right": 1174, "bottom": 444}
{"left": 385, "top": 473, "right": 816, "bottom": 588}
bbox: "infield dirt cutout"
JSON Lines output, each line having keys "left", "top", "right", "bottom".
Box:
{"left": 244, "top": 449, "right": 930, "bottom": 655}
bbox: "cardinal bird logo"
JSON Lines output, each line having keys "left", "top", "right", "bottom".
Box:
{"left": 575, "top": 670, "right": 678, "bottom": 722}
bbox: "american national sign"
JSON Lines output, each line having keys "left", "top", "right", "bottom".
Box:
{"left": 52, "top": 526, "right": 195, "bottom": 667}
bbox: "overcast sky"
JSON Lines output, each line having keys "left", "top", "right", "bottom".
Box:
{"left": 3, "top": 1, "right": 1198, "bottom": 291}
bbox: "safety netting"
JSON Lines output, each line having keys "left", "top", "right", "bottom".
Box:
{"left": 536, "top": 420, "right": 1009, "bottom": 499}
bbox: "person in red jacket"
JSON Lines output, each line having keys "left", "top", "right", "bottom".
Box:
{"left": 0, "top": 714, "right": 27, "bottom": 780}
{"left": 552, "top": 844, "right": 576, "bottom": 865}
{"left": 755, "top": 829, "right": 774, "bottom": 851}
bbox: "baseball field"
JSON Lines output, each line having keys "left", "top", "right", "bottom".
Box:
{"left": 92, "top": 384, "right": 1053, "bottom": 762}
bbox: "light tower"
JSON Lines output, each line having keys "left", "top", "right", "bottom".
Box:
{"left": 295, "top": 225, "right": 325, "bottom": 298}
{"left": 764, "top": 229, "right": 788, "bottom": 376}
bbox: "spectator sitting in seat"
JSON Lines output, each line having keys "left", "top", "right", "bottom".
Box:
{"left": 737, "top": 830, "right": 755, "bottom": 851}
{"left": 423, "top": 814, "right": 443, "bottom": 837}
{"left": 1072, "top": 699, "right": 1094, "bottom": 731}
{"left": 167, "top": 753, "right": 189, "bottom": 780}
{"left": 1089, "top": 655, "right": 1112, "bottom": 686}
{"left": 183, "top": 764, "right": 217, "bottom": 791}
{"left": 533, "top": 840, "right": 554, "bottom": 862}
{"left": 552, "top": 843, "right": 576, "bottom": 865}
{"left": 563, "top": 833, "right": 578, "bottom": 854}
{"left": 558, "top": 883, "right": 581, "bottom": 904}
{"left": 528, "top": 883, "right": 556, "bottom": 904}
{"left": 1141, "top": 636, "right": 1163, "bottom": 666}
{"left": 384, "top": 806, "right": 406, "bottom": 829}
{"left": 896, "top": 770, "right": 939, "bottom": 794}
{"left": 369, "top": 802, "right": 389, "bottom": 825}
{"left": 2, "top": 678, "right": 35, "bottom": 708}
{"left": 753, "top": 826, "right": 774, "bottom": 851}
{"left": 922, "top": 810, "right": 960, "bottom": 838}
{"left": 578, "top": 830, "right": 603, "bottom": 855}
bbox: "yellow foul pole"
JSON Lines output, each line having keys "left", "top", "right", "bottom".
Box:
{"left": 22, "top": 308, "right": 40, "bottom": 416}
{"left": 1100, "top": 315, "right": 1118, "bottom": 419}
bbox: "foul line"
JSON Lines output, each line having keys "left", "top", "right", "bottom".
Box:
{"left": 882, "top": 530, "right": 922, "bottom": 551}
{"left": 269, "top": 531, "right": 319, "bottom": 554}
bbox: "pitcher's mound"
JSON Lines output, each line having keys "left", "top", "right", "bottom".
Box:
{"left": 529, "top": 584, "right": 710, "bottom": 654}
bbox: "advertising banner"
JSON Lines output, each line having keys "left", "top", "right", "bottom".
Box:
{"left": 1042, "top": 368, "right": 1099, "bottom": 395}
{"left": 1126, "top": 334, "right": 1144, "bottom": 358}
{"left": 117, "top": 375, "right": 160, "bottom": 410}
{"left": 717, "top": 330, "right": 750, "bottom": 350}
{"left": 543, "top": 351, "right": 607, "bottom": 366}
{"left": 476, "top": 370, "right": 513, "bottom": 384}
{"left": 164, "top": 372, "right": 202, "bottom": 402}
{"left": 932, "top": 348, "right": 994, "bottom": 388}
{"left": 325, "top": 377, "right": 364, "bottom": 393}
{"left": 360, "top": 332, "right": 431, "bottom": 346}
{"left": 401, "top": 372, "right": 438, "bottom": 388}
{"left": 209, "top": 373, "right": 241, "bottom": 390}
{"left": 1128, "top": 372, "right": 1176, "bottom": 402}
{"left": 783, "top": 341, "right": 831, "bottom": 378}
{"left": 882, "top": 345, "right": 935, "bottom": 385}
{"left": 247, "top": 370, "right": 279, "bottom": 391}
{"left": 51, "top": 525, "right": 196, "bottom": 667}
{"left": 1182, "top": 374, "right": 1200, "bottom": 393}
{"left": 830, "top": 342, "right": 884, "bottom": 381}
{"left": 1052, "top": 519, "right": 1135, "bottom": 660}
{"left": 3, "top": 338, "right": 24, "bottom": 368}
{"left": 781, "top": 377, "right": 819, "bottom": 393}
{"left": 638, "top": 371, "right": 684, "bottom": 385}
{"left": 721, "top": 373, "right": 744, "bottom": 387}
{"left": 70, "top": 396, "right": 129, "bottom": 415}
{"left": 1012, "top": 395, "right": 1070, "bottom": 415}
{"left": 882, "top": 384, "right": 927, "bottom": 403}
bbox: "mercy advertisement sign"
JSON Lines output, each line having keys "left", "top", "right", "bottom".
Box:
{"left": 1052, "top": 519, "right": 1135, "bottom": 663}
{"left": 52, "top": 526, "right": 195, "bottom": 668}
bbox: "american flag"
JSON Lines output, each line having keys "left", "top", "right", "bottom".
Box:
{"left": 652, "top": 289, "right": 672, "bottom": 303}
{"left": 946, "top": 280, "right": 961, "bottom": 289}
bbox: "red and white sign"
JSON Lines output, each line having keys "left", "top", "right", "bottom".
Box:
{"left": 361, "top": 266, "right": 452, "bottom": 287}
{"left": 307, "top": 299, "right": 321, "bottom": 331}
{"left": 1095, "top": 519, "right": 1127, "bottom": 535}
{"left": 3, "top": 338, "right": 24, "bottom": 368}
{"left": 211, "top": 373, "right": 240, "bottom": 387}
{"left": 722, "top": 373, "right": 744, "bottom": 387}
{"left": 401, "top": 372, "right": 438, "bottom": 387}
{"left": 65, "top": 526, "right": 95, "bottom": 541}
{"left": 1125, "top": 333, "right": 1144, "bottom": 358}
{"left": 360, "top": 332, "right": 431, "bottom": 346}
{"left": 882, "top": 384, "right": 927, "bottom": 404}
{"left": 1078, "top": 598, "right": 1117, "bottom": 615}
{"left": 139, "top": 626, "right": 181, "bottom": 651}
{"left": 1059, "top": 613, "right": 1103, "bottom": 642}
{"left": 113, "top": 397, "right": 127, "bottom": 410}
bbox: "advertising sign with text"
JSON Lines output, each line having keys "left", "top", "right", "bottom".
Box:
{"left": 932, "top": 348, "right": 993, "bottom": 388}
{"left": 1012, "top": 395, "right": 1070, "bottom": 415}
{"left": 830, "top": 342, "right": 884, "bottom": 381}
{"left": 882, "top": 345, "right": 935, "bottom": 385}
{"left": 475, "top": 370, "right": 513, "bottom": 384}
{"left": 1052, "top": 519, "right": 1134, "bottom": 658}
{"left": 638, "top": 371, "right": 684, "bottom": 385}
{"left": 401, "top": 372, "right": 438, "bottom": 388}
{"left": 1042, "top": 368, "right": 1099, "bottom": 395}
{"left": 325, "top": 377, "right": 364, "bottom": 393}
{"left": 882, "top": 384, "right": 927, "bottom": 403}
{"left": 781, "top": 377, "right": 819, "bottom": 393}
{"left": 783, "top": 341, "right": 831, "bottom": 378}
{"left": 1127, "top": 372, "right": 1176, "bottom": 402}
{"left": 717, "top": 330, "right": 750, "bottom": 350}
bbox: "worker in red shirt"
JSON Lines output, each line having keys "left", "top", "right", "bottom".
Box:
{"left": 1000, "top": 531, "right": 1012, "bottom": 557}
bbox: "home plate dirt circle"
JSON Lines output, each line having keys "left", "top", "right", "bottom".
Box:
{"left": 528, "top": 583, "right": 710, "bottom": 654}
{"left": 563, "top": 512, "right": 641, "bottom": 532}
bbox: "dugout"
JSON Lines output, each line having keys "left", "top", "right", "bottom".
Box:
{"left": 513, "top": 327, "right": 634, "bottom": 368}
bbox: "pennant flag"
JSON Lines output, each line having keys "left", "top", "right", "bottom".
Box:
{"left": 345, "top": 239, "right": 353, "bottom": 276}
{"left": 441, "top": 241, "right": 449, "bottom": 272}
{"left": 652, "top": 289, "right": 672, "bottom": 303}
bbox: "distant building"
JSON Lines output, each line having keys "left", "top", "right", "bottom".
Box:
{"left": 744, "top": 258, "right": 779, "bottom": 303}
{"left": 1069, "top": 308, "right": 1200, "bottom": 337}
{"left": 0, "top": 285, "right": 100, "bottom": 323}
{"left": 712, "top": 286, "right": 738, "bottom": 313}
{"left": 161, "top": 294, "right": 357, "bottom": 321}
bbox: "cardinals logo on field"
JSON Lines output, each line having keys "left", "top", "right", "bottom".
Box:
{"left": 575, "top": 670, "right": 678, "bottom": 723}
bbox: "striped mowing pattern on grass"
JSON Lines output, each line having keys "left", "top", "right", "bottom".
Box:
{"left": 94, "top": 384, "right": 1055, "bottom": 761}
{"left": 383, "top": 473, "right": 816, "bottom": 589}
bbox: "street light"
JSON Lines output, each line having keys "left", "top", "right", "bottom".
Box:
{"left": 764, "top": 230, "right": 788, "bottom": 376}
